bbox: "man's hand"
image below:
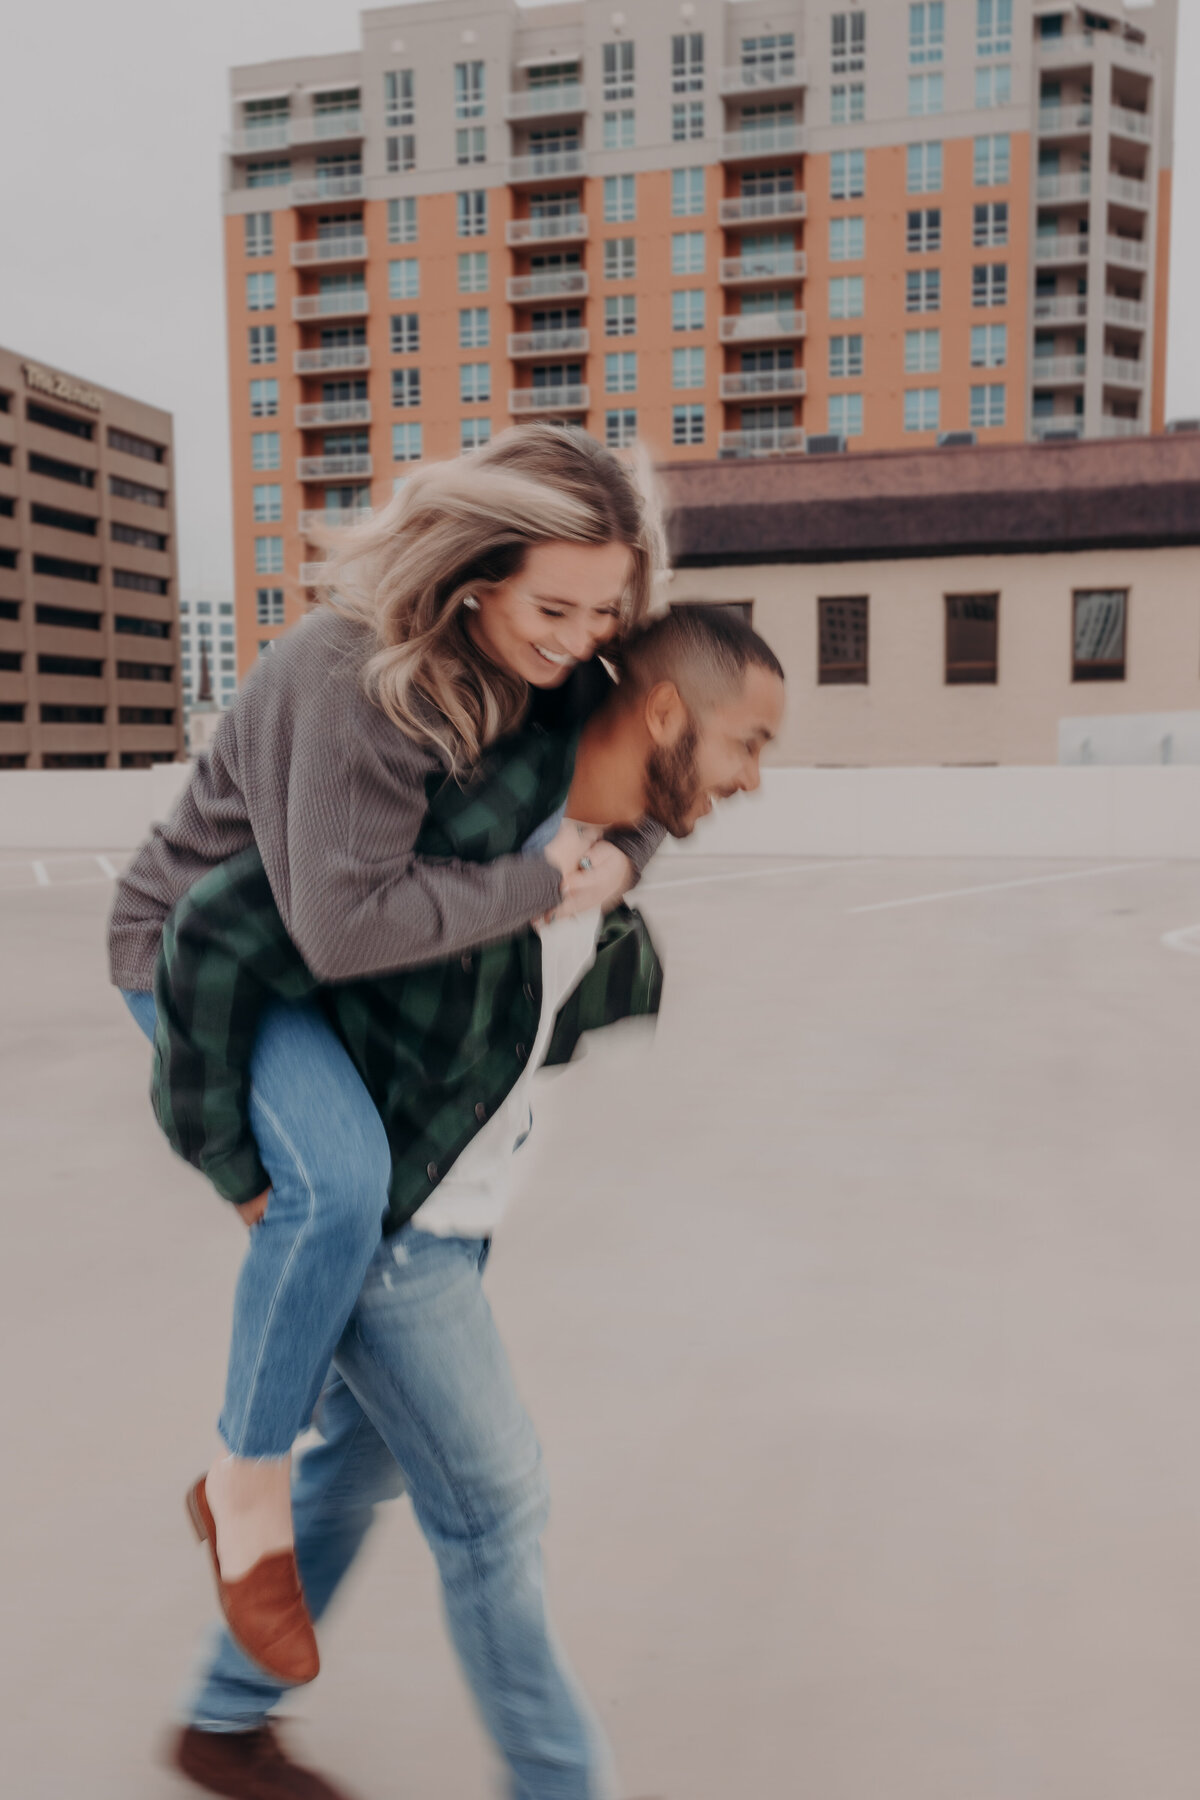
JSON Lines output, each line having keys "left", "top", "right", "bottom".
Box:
{"left": 235, "top": 1190, "right": 270, "bottom": 1228}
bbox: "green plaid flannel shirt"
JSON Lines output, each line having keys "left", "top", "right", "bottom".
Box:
{"left": 151, "top": 715, "right": 663, "bottom": 1234}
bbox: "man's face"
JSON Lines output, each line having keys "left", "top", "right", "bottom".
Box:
{"left": 644, "top": 665, "right": 784, "bottom": 838}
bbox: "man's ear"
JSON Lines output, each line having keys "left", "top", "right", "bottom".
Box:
{"left": 644, "top": 679, "right": 689, "bottom": 747}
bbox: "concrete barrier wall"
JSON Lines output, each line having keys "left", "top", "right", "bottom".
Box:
{"left": 3, "top": 763, "right": 1200, "bottom": 860}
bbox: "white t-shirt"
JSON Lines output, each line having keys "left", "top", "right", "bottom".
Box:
{"left": 411, "top": 908, "right": 602, "bottom": 1239}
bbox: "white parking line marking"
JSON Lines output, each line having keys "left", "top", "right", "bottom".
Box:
{"left": 31, "top": 861, "right": 50, "bottom": 887}
{"left": 1162, "top": 924, "right": 1200, "bottom": 955}
{"left": 850, "top": 861, "right": 1162, "bottom": 915}
{"left": 647, "top": 857, "right": 878, "bottom": 895}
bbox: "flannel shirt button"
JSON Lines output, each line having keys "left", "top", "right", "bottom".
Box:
{"left": 426, "top": 1161, "right": 438, "bottom": 1182}
{"left": 461, "top": 953, "right": 473, "bottom": 972}
{"left": 475, "top": 1102, "right": 487, "bottom": 1122}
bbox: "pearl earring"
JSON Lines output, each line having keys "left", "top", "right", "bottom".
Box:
{"left": 463, "top": 594, "right": 480, "bottom": 611}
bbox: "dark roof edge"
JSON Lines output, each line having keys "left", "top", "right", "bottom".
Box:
{"left": 673, "top": 529, "right": 1200, "bottom": 568}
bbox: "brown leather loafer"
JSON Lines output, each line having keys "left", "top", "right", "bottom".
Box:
{"left": 170, "top": 1723, "right": 355, "bottom": 1798}
{"left": 187, "top": 1476, "right": 319, "bottom": 1686}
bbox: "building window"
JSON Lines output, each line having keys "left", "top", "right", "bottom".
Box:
{"left": 249, "top": 379, "right": 278, "bottom": 419}
{"left": 392, "top": 368, "right": 422, "bottom": 408}
{"left": 604, "top": 238, "right": 636, "bottom": 281}
{"left": 970, "top": 323, "right": 1007, "bottom": 367}
{"left": 904, "top": 328, "right": 941, "bottom": 373}
{"left": 456, "top": 127, "right": 486, "bottom": 165}
{"left": 457, "top": 191, "right": 488, "bottom": 237}
{"left": 604, "top": 175, "right": 636, "bottom": 223}
{"left": 605, "top": 409, "right": 637, "bottom": 448}
{"left": 388, "top": 258, "right": 419, "bottom": 300}
{"left": 672, "top": 33, "right": 704, "bottom": 93}
{"left": 907, "top": 141, "right": 943, "bottom": 193}
{"left": 819, "top": 596, "right": 868, "bottom": 683}
{"left": 390, "top": 313, "right": 420, "bottom": 354}
{"left": 605, "top": 295, "right": 637, "bottom": 337}
{"left": 908, "top": 72, "right": 944, "bottom": 115}
{"left": 829, "top": 275, "right": 865, "bottom": 319}
{"left": 251, "top": 432, "right": 280, "bottom": 471}
{"left": 387, "top": 134, "right": 416, "bottom": 173}
{"left": 672, "top": 168, "right": 705, "bottom": 217}
{"left": 830, "top": 149, "right": 865, "bottom": 201}
{"left": 461, "top": 419, "right": 492, "bottom": 451}
{"left": 246, "top": 160, "right": 291, "bottom": 190}
{"left": 458, "top": 252, "right": 489, "bottom": 293}
{"left": 672, "top": 405, "right": 705, "bottom": 446}
{"left": 945, "top": 593, "right": 999, "bottom": 683}
{"left": 672, "top": 290, "right": 705, "bottom": 331}
{"left": 248, "top": 325, "right": 277, "bottom": 365}
{"left": 392, "top": 423, "right": 423, "bottom": 463}
{"left": 977, "top": 0, "right": 1013, "bottom": 58}
{"left": 830, "top": 217, "right": 865, "bottom": 262}
{"left": 388, "top": 196, "right": 417, "bottom": 244}
{"left": 905, "top": 268, "right": 941, "bottom": 312}
{"left": 906, "top": 208, "right": 941, "bottom": 253}
{"left": 246, "top": 272, "right": 276, "bottom": 311}
{"left": 605, "top": 351, "right": 638, "bottom": 394}
{"left": 603, "top": 41, "right": 635, "bottom": 101}
{"left": 253, "top": 485, "right": 282, "bottom": 523}
{"left": 604, "top": 110, "right": 635, "bottom": 149}
{"left": 1073, "top": 590, "right": 1127, "bottom": 681}
{"left": 244, "top": 213, "right": 274, "bottom": 256}
{"left": 459, "top": 363, "right": 491, "bottom": 405}
{"left": 671, "top": 232, "right": 705, "bottom": 275}
{"left": 972, "top": 201, "right": 1009, "bottom": 247}
{"left": 828, "top": 394, "right": 864, "bottom": 437}
{"left": 972, "top": 262, "right": 1008, "bottom": 307}
{"left": 831, "top": 11, "right": 866, "bottom": 75}
{"left": 829, "top": 334, "right": 864, "bottom": 379}
{"left": 974, "top": 133, "right": 1011, "bottom": 185}
{"left": 455, "top": 61, "right": 485, "bottom": 119}
{"left": 831, "top": 83, "right": 866, "bottom": 124}
{"left": 256, "top": 588, "right": 285, "bottom": 626}
{"left": 969, "top": 383, "right": 1006, "bottom": 428}
{"left": 672, "top": 102, "right": 705, "bottom": 141}
{"left": 909, "top": 2, "right": 944, "bottom": 64}
{"left": 459, "top": 307, "right": 490, "bottom": 349}
{"left": 903, "top": 388, "right": 940, "bottom": 432}
{"left": 671, "top": 347, "right": 705, "bottom": 389}
{"left": 254, "top": 536, "right": 284, "bottom": 575}
{"left": 976, "top": 64, "right": 1012, "bottom": 108}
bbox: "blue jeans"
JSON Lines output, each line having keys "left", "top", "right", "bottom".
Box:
{"left": 123, "top": 989, "right": 390, "bottom": 1457}
{"left": 186, "top": 1228, "right": 610, "bottom": 1799}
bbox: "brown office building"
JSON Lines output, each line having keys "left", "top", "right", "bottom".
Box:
{"left": 0, "top": 346, "right": 184, "bottom": 769}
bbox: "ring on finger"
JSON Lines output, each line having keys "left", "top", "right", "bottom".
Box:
{"left": 578, "top": 854, "right": 593, "bottom": 871}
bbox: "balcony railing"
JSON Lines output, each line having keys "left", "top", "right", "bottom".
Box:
{"left": 508, "top": 151, "right": 586, "bottom": 184}
{"left": 1106, "top": 234, "right": 1149, "bottom": 269}
{"left": 718, "top": 60, "right": 808, "bottom": 96}
{"left": 718, "top": 428, "right": 806, "bottom": 457}
{"left": 291, "top": 236, "right": 369, "bottom": 266}
{"left": 504, "top": 84, "right": 585, "bottom": 121}
{"left": 1033, "top": 293, "right": 1089, "bottom": 323}
{"left": 1031, "top": 354, "right": 1087, "bottom": 384}
{"left": 229, "top": 123, "right": 290, "bottom": 155}
{"left": 1107, "top": 174, "right": 1149, "bottom": 209}
{"left": 1111, "top": 105, "right": 1152, "bottom": 142}
{"left": 720, "top": 250, "right": 807, "bottom": 285}
{"left": 1037, "top": 103, "right": 1093, "bottom": 134}
{"left": 1036, "top": 172, "right": 1091, "bottom": 202}
{"left": 719, "top": 368, "right": 807, "bottom": 401}
{"left": 292, "top": 292, "right": 369, "bottom": 321}
{"left": 294, "top": 346, "right": 370, "bottom": 373}
{"left": 508, "top": 386, "right": 589, "bottom": 415}
{"left": 718, "top": 191, "right": 807, "bottom": 229}
{"left": 1103, "top": 295, "right": 1147, "bottom": 328}
{"left": 295, "top": 401, "right": 372, "bottom": 428}
{"left": 298, "top": 506, "right": 373, "bottom": 533}
{"left": 297, "top": 454, "right": 373, "bottom": 480}
{"left": 1098, "top": 414, "right": 1144, "bottom": 437}
{"left": 506, "top": 270, "right": 589, "bottom": 303}
{"left": 1035, "top": 233, "right": 1090, "bottom": 263}
{"left": 1036, "top": 28, "right": 1156, "bottom": 70}
{"left": 289, "top": 111, "right": 365, "bottom": 146}
{"left": 291, "top": 175, "right": 365, "bottom": 206}
{"left": 1031, "top": 418, "right": 1082, "bottom": 440}
{"left": 719, "top": 309, "right": 806, "bottom": 343}
{"left": 1102, "top": 355, "right": 1146, "bottom": 387}
{"left": 721, "top": 123, "right": 807, "bottom": 161}
{"left": 505, "top": 214, "right": 588, "bottom": 247}
{"left": 508, "top": 328, "right": 589, "bottom": 358}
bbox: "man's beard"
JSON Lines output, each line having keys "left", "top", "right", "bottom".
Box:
{"left": 644, "top": 719, "right": 701, "bottom": 838}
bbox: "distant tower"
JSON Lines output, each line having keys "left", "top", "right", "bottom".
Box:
{"left": 187, "top": 642, "right": 223, "bottom": 756}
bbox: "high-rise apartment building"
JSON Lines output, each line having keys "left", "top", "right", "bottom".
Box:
{"left": 0, "top": 346, "right": 184, "bottom": 770}
{"left": 221, "top": 0, "right": 1176, "bottom": 662}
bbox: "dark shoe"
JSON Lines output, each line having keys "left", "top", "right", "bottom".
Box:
{"left": 187, "top": 1476, "right": 320, "bottom": 1686}
{"left": 171, "top": 1723, "right": 355, "bottom": 1799}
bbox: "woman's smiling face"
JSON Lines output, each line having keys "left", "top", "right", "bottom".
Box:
{"left": 467, "top": 539, "right": 634, "bottom": 687}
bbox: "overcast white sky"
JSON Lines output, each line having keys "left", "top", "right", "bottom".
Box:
{"left": 1, "top": 0, "right": 1194, "bottom": 601}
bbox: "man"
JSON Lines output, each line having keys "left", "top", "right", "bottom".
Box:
{"left": 160, "top": 606, "right": 785, "bottom": 1800}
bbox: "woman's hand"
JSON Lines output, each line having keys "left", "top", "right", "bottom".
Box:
{"left": 542, "top": 831, "right": 634, "bottom": 922}
{"left": 236, "top": 1190, "right": 270, "bottom": 1228}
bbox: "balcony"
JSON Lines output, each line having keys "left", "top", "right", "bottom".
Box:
{"left": 1031, "top": 354, "right": 1087, "bottom": 384}
{"left": 508, "top": 151, "right": 586, "bottom": 185}
{"left": 1103, "top": 294, "right": 1147, "bottom": 329}
{"left": 721, "top": 123, "right": 807, "bottom": 162}
{"left": 1035, "top": 233, "right": 1090, "bottom": 264}
{"left": 508, "top": 328, "right": 589, "bottom": 359}
{"left": 719, "top": 368, "right": 807, "bottom": 401}
{"left": 291, "top": 236, "right": 368, "bottom": 267}
{"left": 292, "top": 291, "right": 369, "bottom": 321}
{"left": 1107, "top": 173, "right": 1149, "bottom": 210}
{"left": 294, "top": 346, "right": 370, "bottom": 374}
{"left": 1098, "top": 414, "right": 1144, "bottom": 437}
{"left": 298, "top": 507, "right": 373, "bottom": 533}
{"left": 1033, "top": 293, "right": 1089, "bottom": 324}
{"left": 508, "top": 386, "right": 589, "bottom": 415}
{"left": 1031, "top": 417, "right": 1082, "bottom": 440}
{"left": 719, "top": 309, "right": 806, "bottom": 343}
{"left": 719, "top": 191, "right": 807, "bottom": 229}
{"left": 1103, "top": 355, "right": 1146, "bottom": 387}
{"left": 297, "top": 454, "right": 373, "bottom": 480}
{"left": 718, "top": 59, "right": 808, "bottom": 97}
{"left": 720, "top": 250, "right": 807, "bottom": 286}
{"left": 1037, "top": 103, "right": 1093, "bottom": 136}
{"left": 504, "top": 84, "right": 585, "bottom": 122}
{"left": 1106, "top": 234, "right": 1149, "bottom": 270}
{"left": 1035, "top": 29, "right": 1096, "bottom": 68}
{"left": 506, "top": 270, "right": 589, "bottom": 303}
{"left": 289, "top": 111, "right": 365, "bottom": 146}
{"left": 1036, "top": 172, "right": 1091, "bottom": 202}
{"left": 718, "top": 428, "right": 806, "bottom": 458}
{"left": 228, "top": 122, "right": 290, "bottom": 155}
{"left": 505, "top": 214, "right": 588, "bottom": 247}
{"left": 1111, "top": 105, "right": 1152, "bottom": 143}
{"left": 295, "top": 401, "right": 372, "bottom": 428}
{"left": 291, "top": 175, "right": 365, "bottom": 207}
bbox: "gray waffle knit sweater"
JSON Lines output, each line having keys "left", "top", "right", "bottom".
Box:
{"left": 108, "top": 607, "right": 662, "bottom": 992}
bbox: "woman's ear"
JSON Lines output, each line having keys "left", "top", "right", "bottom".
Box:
{"left": 644, "top": 679, "right": 688, "bottom": 747}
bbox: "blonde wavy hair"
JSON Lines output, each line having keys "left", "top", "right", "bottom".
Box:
{"left": 313, "top": 424, "right": 668, "bottom": 770}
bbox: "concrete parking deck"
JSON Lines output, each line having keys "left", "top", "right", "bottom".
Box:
{"left": 3, "top": 850, "right": 1200, "bottom": 1800}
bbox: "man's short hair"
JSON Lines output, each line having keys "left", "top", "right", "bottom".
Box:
{"left": 614, "top": 604, "right": 784, "bottom": 709}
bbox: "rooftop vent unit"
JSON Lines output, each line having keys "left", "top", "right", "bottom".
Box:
{"left": 805, "top": 433, "right": 847, "bottom": 455}
{"left": 937, "top": 430, "right": 977, "bottom": 448}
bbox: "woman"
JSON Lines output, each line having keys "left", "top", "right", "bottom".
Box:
{"left": 110, "top": 424, "right": 665, "bottom": 1682}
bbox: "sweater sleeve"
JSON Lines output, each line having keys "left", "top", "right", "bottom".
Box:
{"left": 605, "top": 816, "right": 667, "bottom": 886}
